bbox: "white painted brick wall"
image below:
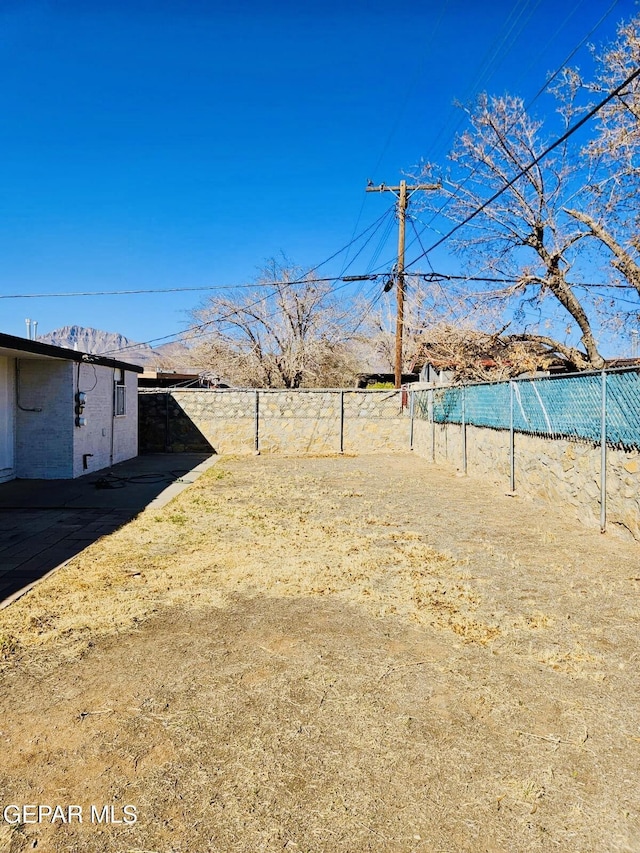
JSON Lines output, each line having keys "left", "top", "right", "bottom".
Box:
{"left": 16, "top": 358, "right": 74, "bottom": 478}
{"left": 112, "top": 369, "right": 138, "bottom": 464}
{"left": 72, "top": 365, "right": 139, "bottom": 477}
{"left": 0, "top": 357, "right": 16, "bottom": 482}
{"left": 11, "top": 358, "right": 138, "bottom": 480}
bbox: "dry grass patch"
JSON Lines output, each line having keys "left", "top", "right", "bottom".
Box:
{"left": 0, "top": 453, "right": 639, "bottom": 852}
{"left": 0, "top": 457, "right": 498, "bottom": 660}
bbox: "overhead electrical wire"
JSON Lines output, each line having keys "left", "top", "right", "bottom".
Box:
{"left": 200, "top": 2, "right": 630, "bottom": 352}
{"left": 301, "top": 204, "right": 395, "bottom": 277}
{"left": 403, "top": 64, "right": 640, "bottom": 270}
{"left": 367, "top": 0, "right": 451, "bottom": 181}
{"left": 403, "top": 0, "right": 623, "bottom": 266}
{"left": 0, "top": 283, "right": 280, "bottom": 299}
{"left": 337, "top": 0, "right": 450, "bottom": 277}
{"left": 339, "top": 206, "right": 396, "bottom": 278}
{"left": 407, "top": 217, "right": 461, "bottom": 320}
{"left": 425, "top": 0, "right": 543, "bottom": 166}
{"left": 99, "top": 272, "right": 386, "bottom": 357}
{"left": 112, "top": 253, "right": 396, "bottom": 358}
{"left": 13, "top": 5, "right": 632, "bottom": 354}
{"left": 0, "top": 205, "right": 395, "bottom": 302}
{"left": 326, "top": 209, "right": 399, "bottom": 312}
{"left": 17, "top": 203, "right": 398, "bottom": 361}
{"left": 78, "top": 258, "right": 640, "bottom": 359}
{"left": 366, "top": 212, "right": 397, "bottom": 274}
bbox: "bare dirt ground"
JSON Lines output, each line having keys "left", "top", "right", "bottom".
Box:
{"left": 0, "top": 452, "right": 639, "bottom": 853}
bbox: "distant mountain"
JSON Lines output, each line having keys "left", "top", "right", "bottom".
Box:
{"left": 36, "top": 325, "right": 192, "bottom": 369}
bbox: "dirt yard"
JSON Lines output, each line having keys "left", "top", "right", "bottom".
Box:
{"left": 0, "top": 453, "right": 639, "bottom": 853}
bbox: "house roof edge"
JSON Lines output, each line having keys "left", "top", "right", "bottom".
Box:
{"left": 0, "top": 332, "right": 145, "bottom": 373}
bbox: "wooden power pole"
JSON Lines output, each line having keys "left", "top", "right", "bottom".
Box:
{"left": 366, "top": 179, "right": 439, "bottom": 388}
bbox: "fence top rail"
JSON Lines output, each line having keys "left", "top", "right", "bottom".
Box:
{"left": 137, "top": 386, "right": 404, "bottom": 395}
{"left": 413, "top": 364, "right": 640, "bottom": 391}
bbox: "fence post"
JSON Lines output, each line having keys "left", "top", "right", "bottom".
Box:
{"left": 430, "top": 388, "right": 435, "bottom": 462}
{"left": 509, "top": 380, "right": 515, "bottom": 493}
{"left": 600, "top": 370, "right": 607, "bottom": 533}
{"left": 461, "top": 385, "right": 467, "bottom": 475}
{"left": 409, "top": 389, "right": 415, "bottom": 450}
{"left": 339, "top": 390, "right": 345, "bottom": 454}
{"left": 254, "top": 389, "right": 260, "bottom": 455}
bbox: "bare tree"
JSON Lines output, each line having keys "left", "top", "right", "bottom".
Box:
{"left": 410, "top": 323, "right": 571, "bottom": 382}
{"left": 413, "top": 14, "right": 640, "bottom": 366}
{"left": 561, "top": 15, "right": 640, "bottom": 314}
{"left": 190, "top": 257, "right": 360, "bottom": 388}
{"left": 361, "top": 277, "right": 564, "bottom": 381}
{"left": 419, "top": 93, "right": 605, "bottom": 369}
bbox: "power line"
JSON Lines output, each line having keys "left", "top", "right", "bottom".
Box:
{"left": 366, "top": 211, "right": 397, "bottom": 273}
{"left": 93, "top": 262, "right": 638, "bottom": 359}
{"left": 414, "top": 270, "right": 640, "bottom": 293}
{"left": 405, "top": 64, "right": 640, "bottom": 269}
{"left": 98, "top": 273, "right": 384, "bottom": 357}
{"left": 425, "top": 0, "right": 542, "bottom": 164}
{"left": 303, "top": 205, "right": 396, "bottom": 277}
{"left": 367, "top": 0, "right": 452, "bottom": 181}
{"left": 0, "top": 283, "right": 273, "bottom": 299}
{"left": 0, "top": 206, "right": 394, "bottom": 301}
{"left": 407, "top": 0, "right": 622, "bottom": 258}
{"left": 340, "top": 207, "right": 396, "bottom": 278}
{"left": 0, "top": 274, "right": 381, "bottom": 301}
{"left": 18, "top": 210, "right": 396, "bottom": 360}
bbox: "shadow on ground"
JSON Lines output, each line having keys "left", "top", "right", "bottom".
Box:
{"left": 0, "top": 452, "right": 214, "bottom": 603}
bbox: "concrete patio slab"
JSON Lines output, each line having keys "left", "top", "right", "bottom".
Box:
{"left": 0, "top": 452, "right": 217, "bottom": 606}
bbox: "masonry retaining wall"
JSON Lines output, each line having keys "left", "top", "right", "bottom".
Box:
{"left": 138, "top": 387, "right": 639, "bottom": 540}
{"left": 139, "top": 389, "right": 411, "bottom": 455}
{"left": 412, "top": 418, "right": 640, "bottom": 541}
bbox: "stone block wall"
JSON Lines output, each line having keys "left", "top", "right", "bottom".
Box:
{"left": 139, "top": 389, "right": 411, "bottom": 455}
{"left": 412, "top": 418, "right": 640, "bottom": 541}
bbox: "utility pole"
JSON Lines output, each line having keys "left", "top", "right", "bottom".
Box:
{"left": 366, "top": 179, "right": 439, "bottom": 388}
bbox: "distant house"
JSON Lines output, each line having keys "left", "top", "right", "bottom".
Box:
{"left": 411, "top": 337, "right": 575, "bottom": 385}
{"left": 0, "top": 332, "right": 143, "bottom": 482}
{"left": 138, "top": 369, "right": 231, "bottom": 389}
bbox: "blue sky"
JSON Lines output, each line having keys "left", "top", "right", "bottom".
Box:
{"left": 0, "top": 0, "right": 635, "bottom": 351}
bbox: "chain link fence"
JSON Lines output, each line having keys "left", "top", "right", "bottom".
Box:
{"left": 413, "top": 367, "right": 640, "bottom": 450}
{"left": 411, "top": 367, "right": 640, "bottom": 533}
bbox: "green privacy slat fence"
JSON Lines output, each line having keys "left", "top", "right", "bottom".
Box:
{"left": 414, "top": 368, "right": 640, "bottom": 450}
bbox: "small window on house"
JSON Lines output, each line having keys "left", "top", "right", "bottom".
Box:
{"left": 114, "top": 369, "right": 126, "bottom": 417}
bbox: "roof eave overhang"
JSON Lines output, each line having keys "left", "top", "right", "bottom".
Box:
{"left": 0, "top": 332, "right": 144, "bottom": 373}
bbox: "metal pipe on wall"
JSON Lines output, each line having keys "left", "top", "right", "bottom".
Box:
{"left": 165, "top": 391, "right": 170, "bottom": 453}
{"left": 430, "top": 388, "right": 435, "bottom": 462}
